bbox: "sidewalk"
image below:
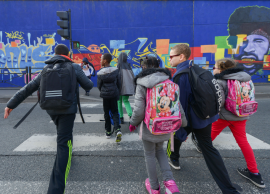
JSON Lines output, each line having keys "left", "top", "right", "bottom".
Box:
{"left": 0, "top": 83, "right": 269, "bottom": 103}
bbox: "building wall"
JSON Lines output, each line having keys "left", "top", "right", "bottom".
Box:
{"left": 0, "top": 0, "right": 270, "bottom": 87}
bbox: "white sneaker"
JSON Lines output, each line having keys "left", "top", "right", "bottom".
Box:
{"left": 115, "top": 130, "right": 122, "bottom": 143}
{"left": 106, "top": 132, "right": 111, "bottom": 139}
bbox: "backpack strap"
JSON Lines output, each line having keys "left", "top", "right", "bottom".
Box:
{"left": 173, "top": 69, "right": 190, "bottom": 84}
{"left": 69, "top": 63, "right": 85, "bottom": 124}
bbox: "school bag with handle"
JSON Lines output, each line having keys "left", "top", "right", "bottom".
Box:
{"left": 225, "top": 80, "right": 258, "bottom": 117}
{"left": 13, "top": 61, "right": 85, "bottom": 129}
{"left": 142, "top": 79, "right": 182, "bottom": 151}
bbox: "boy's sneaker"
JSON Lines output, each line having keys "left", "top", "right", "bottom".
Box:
{"left": 115, "top": 129, "right": 122, "bottom": 143}
{"left": 237, "top": 168, "right": 265, "bottom": 188}
{"left": 163, "top": 180, "right": 180, "bottom": 194}
{"left": 168, "top": 158, "right": 181, "bottom": 170}
{"left": 192, "top": 136, "right": 202, "bottom": 153}
{"left": 105, "top": 131, "right": 111, "bottom": 139}
{"left": 145, "top": 178, "right": 160, "bottom": 194}
{"left": 86, "top": 92, "right": 90, "bottom": 96}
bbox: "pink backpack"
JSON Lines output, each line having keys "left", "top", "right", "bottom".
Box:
{"left": 225, "top": 80, "right": 258, "bottom": 117}
{"left": 140, "top": 80, "right": 182, "bottom": 150}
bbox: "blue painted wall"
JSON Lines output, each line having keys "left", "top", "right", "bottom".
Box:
{"left": 0, "top": 0, "right": 270, "bottom": 87}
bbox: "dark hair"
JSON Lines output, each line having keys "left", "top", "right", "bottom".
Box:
{"left": 216, "top": 58, "right": 237, "bottom": 71}
{"left": 103, "top": 53, "right": 112, "bottom": 64}
{"left": 141, "top": 56, "right": 160, "bottom": 68}
{"left": 171, "top": 44, "right": 191, "bottom": 60}
{"left": 54, "top": 44, "right": 69, "bottom": 56}
{"left": 228, "top": 6, "right": 270, "bottom": 37}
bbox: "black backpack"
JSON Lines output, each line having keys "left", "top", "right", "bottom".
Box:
{"left": 39, "top": 62, "right": 76, "bottom": 110}
{"left": 13, "top": 61, "right": 85, "bottom": 129}
{"left": 173, "top": 60, "right": 222, "bottom": 120}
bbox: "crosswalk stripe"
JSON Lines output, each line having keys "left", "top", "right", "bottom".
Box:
{"left": 49, "top": 114, "right": 130, "bottom": 123}
{"left": 13, "top": 132, "right": 270, "bottom": 152}
{"left": 80, "top": 104, "right": 99, "bottom": 108}
{"left": 0, "top": 181, "right": 264, "bottom": 194}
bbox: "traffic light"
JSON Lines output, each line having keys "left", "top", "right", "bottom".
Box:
{"left": 56, "top": 11, "right": 70, "bottom": 40}
{"left": 73, "top": 41, "right": 80, "bottom": 49}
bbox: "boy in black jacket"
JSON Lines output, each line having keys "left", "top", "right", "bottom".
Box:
{"left": 97, "top": 53, "right": 122, "bottom": 142}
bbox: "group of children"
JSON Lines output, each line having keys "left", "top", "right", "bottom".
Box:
{"left": 97, "top": 43, "right": 265, "bottom": 194}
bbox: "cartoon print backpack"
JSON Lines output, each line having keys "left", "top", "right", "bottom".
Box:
{"left": 225, "top": 80, "right": 258, "bottom": 117}
{"left": 144, "top": 80, "right": 182, "bottom": 135}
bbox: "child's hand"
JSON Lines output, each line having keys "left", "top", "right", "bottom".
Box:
{"left": 129, "top": 125, "right": 136, "bottom": 132}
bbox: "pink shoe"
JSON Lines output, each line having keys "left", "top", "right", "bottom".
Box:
{"left": 145, "top": 178, "right": 160, "bottom": 194}
{"left": 163, "top": 180, "right": 180, "bottom": 194}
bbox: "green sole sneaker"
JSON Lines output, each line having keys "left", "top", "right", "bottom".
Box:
{"left": 116, "top": 131, "right": 122, "bottom": 143}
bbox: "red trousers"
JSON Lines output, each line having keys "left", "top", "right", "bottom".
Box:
{"left": 211, "top": 119, "right": 259, "bottom": 173}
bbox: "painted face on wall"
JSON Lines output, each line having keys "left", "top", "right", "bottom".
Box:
{"left": 233, "top": 34, "right": 270, "bottom": 75}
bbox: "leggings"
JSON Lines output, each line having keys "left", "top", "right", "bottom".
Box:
{"left": 212, "top": 119, "right": 259, "bottom": 173}
{"left": 117, "top": 95, "right": 132, "bottom": 117}
{"left": 142, "top": 140, "right": 174, "bottom": 190}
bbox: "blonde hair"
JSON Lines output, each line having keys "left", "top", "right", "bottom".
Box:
{"left": 171, "top": 44, "right": 191, "bottom": 60}
{"left": 216, "top": 58, "right": 237, "bottom": 71}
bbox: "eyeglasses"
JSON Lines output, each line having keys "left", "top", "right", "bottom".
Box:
{"left": 213, "top": 66, "right": 219, "bottom": 70}
{"left": 169, "top": 54, "right": 180, "bottom": 60}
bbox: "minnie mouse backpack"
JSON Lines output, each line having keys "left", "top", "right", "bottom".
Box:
{"left": 225, "top": 80, "right": 258, "bottom": 117}
{"left": 144, "top": 80, "right": 182, "bottom": 135}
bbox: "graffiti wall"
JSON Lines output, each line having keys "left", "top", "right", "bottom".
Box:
{"left": 0, "top": 1, "right": 270, "bottom": 87}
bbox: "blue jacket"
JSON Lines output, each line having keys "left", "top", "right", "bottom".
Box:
{"left": 173, "top": 60, "right": 219, "bottom": 139}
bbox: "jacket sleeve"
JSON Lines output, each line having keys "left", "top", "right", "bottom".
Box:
{"left": 7, "top": 72, "right": 41, "bottom": 109}
{"left": 178, "top": 74, "right": 190, "bottom": 113}
{"left": 117, "top": 70, "right": 121, "bottom": 91}
{"left": 97, "top": 75, "right": 102, "bottom": 91}
{"left": 180, "top": 103, "right": 187, "bottom": 127}
{"left": 217, "top": 79, "right": 226, "bottom": 108}
{"left": 73, "top": 64, "right": 93, "bottom": 91}
{"left": 130, "top": 85, "right": 146, "bottom": 126}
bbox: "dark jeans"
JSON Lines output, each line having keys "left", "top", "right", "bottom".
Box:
{"left": 103, "top": 97, "right": 121, "bottom": 133}
{"left": 167, "top": 124, "right": 239, "bottom": 194}
{"left": 47, "top": 114, "right": 75, "bottom": 194}
{"left": 85, "top": 76, "right": 91, "bottom": 92}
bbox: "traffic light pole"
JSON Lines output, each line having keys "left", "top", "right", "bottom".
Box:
{"left": 68, "top": 9, "right": 73, "bottom": 59}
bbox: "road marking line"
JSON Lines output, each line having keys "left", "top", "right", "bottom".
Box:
{"left": 13, "top": 132, "right": 270, "bottom": 152}
{"left": 50, "top": 114, "right": 130, "bottom": 123}
{"left": 80, "top": 104, "right": 99, "bottom": 108}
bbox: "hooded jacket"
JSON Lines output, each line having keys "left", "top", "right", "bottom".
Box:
{"left": 97, "top": 66, "right": 121, "bottom": 99}
{"left": 214, "top": 67, "right": 251, "bottom": 121}
{"left": 130, "top": 68, "right": 187, "bottom": 143}
{"left": 7, "top": 55, "right": 93, "bottom": 115}
{"left": 82, "top": 57, "right": 95, "bottom": 76}
{"left": 117, "top": 52, "right": 135, "bottom": 96}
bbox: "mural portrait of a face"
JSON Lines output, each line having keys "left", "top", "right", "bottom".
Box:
{"left": 227, "top": 6, "right": 270, "bottom": 75}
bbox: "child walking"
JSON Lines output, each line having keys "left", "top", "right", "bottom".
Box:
{"left": 117, "top": 52, "right": 135, "bottom": 123}
{"left": 129, "top": 56, "right": 187, "bottom": 194}
{"left": 97, "top": 53, "right": 122, "bottom": 142}
{"left": 212, "top": 58, "right": 265, "bottom": 188}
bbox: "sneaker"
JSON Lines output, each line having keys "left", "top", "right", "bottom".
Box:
{"left": 86, "top": 92, "right": 90, "bottom": 96}
{"left": 163, "top": 180, "right": 180, "bottom": 194}
{"left": 168, "top": 158, "right": 181, "bottom": 170}
{"left": 105, "top": 131, "right": 111, "bottom": 139}
{"left": 237, "top": 168, "right": 265, "bottom": 188}
{"left": 145, "top": 178, "right": 160, "bottom": 194}
{"left": 115, "top": 130, "right": 122, "bottom": 143}
{"left": 120, "top": 117, "right": 124, "bottom": 124}
{"left": 192, "top": 136, "right": 202, "bottom": 153}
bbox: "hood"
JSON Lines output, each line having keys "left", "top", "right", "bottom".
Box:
{"left": 135, "top": 68, "right": 171, "bottom": 88}
{"left": 97, "top": 66, "right": 118, "bottom": 75}
{"left": 83, "top": 57, "right": 90, "bottom": 63}
{"left": 118, "top": 52, "right": 127, "bottom": 63}
{"left": 45, "top": 55, "right": 72, "bottom": 64}
{"left": 214, "top": 67, "right": 251, "bottom": 82}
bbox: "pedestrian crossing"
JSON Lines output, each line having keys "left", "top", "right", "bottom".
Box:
{"left": 14, "top": 131, "right": 270, "bottom": 152}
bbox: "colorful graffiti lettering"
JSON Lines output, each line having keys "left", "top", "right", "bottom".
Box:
{"left": 5, "top": 31, "right": 24, "bottom": 40}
